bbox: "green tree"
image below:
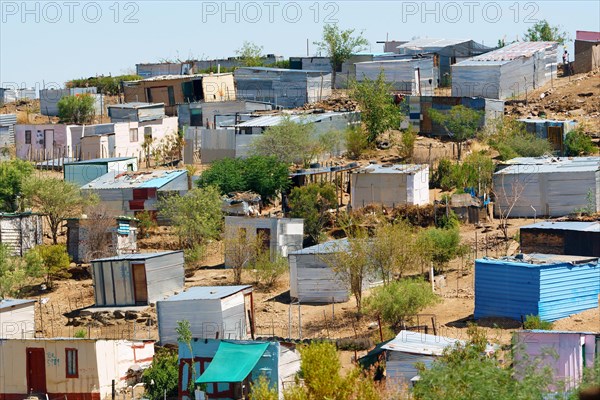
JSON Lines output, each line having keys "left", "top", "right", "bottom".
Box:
{"left": 249, "top": 117, "right": 320, "bottom": 166}
{"left": 413, "top": 327, "right": 554, "bottom": 400}
{"left": 371, "top": 220, "right": 422, "bottom": 281}
{"left": 523, "top": 19, "right": 569, "bottom": 44}
{"left": 314, "top": 24, "right": 369, "bottom": 88}
{"left": 350, "top": 71, "right": 402, "bottom": 143}
{"left": 439, "top": 152, "right": 495, "bottom": 193}
{"left": 236, "top": 41, "right": 264, "bottom": 67}
{"left": 23, "top": 177, "right": 96, "bottom": 244}
{"left": 398, "top": 126, "right": 417, "bottom": 161}
{"left": 345, "top": 125, "right": 370, "bottom": 159}
{"left": 159, "top": 186, "right": 223, "bottom": 250}
{"left": 0, "top": 244, "right": 43, "bottom": 299}
{"left": 57, "top": 94, "right": 95, "bottom": 124}
{"left": 0, "top": 159, "right": 34, "bottom": 212}
{"left": 364, "top": 279, "right": 439, "bottom": 330}
{"left": 429, "top": 105, "right": 483, "bottom": 160}
{"left": 288, "top": 183, "right": 337, "bottom": 245}
{"left": 417, "top": 226, "right": 466, "bottom": 273}
{"left": 565, "top": 127, "right": 596, "bottom": 156}
{"left": 141, "top": 347, "right": 179, "bottom": 400}
{"left": 176, "top": 320, "right": 197, "bottom": 393}
{"left": 198, "top": 156, "right": 290, "bottom": 203}
{"left": 31, "top": 244, "right": 71, "bottom": 288}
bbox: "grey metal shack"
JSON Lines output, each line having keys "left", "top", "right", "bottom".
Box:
{"left": 0, "top": 212, "right": 43, "bottom": 256}
{"left": 235, "top": 67, "right": 332, "bottom": 108}
{"left": 452, "top": 41, "right": 558, "bottom": 99}
{"left": 157, "top": 285, "right": 254, "bottom": 344}
{"left": 493, "top": 156, "right": 600, "bottom": 217}
{"left": 91, "top": 251, "right": 184, "bottom": 307}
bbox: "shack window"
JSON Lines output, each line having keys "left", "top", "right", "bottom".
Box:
{"left": 65, "top": 348, "right": 78, "bottom": 378}
{"left": 129, "top": 128, "right": 138, "bottom": 142}
{"left": 25, "top": 130, "right": 31, "bottom": 144}
{"left": 144, "top": 126, "right": 152, "bottom": 140}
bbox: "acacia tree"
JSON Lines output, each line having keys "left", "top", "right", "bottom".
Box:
{"left": 57, "top": 94, "right": 95, "bottom": 124}
{"left": 523, "top": 19, "right": 569, "bottom": 44}
{"left": 236, "top": 41, "right": 264, "bottom": 67}
{"left": 0, "top": 159, "right": 34, "bottom": 212}
{"left": 429, "top": 105, "right": 483, "bottom": 160}
{"left": 249, "top": 117, "right": 320, "bottom": 166}
{"left": 224, "top": 229, "right": 262, "bottom": 285}
{"left": 23, "top": 177, "right": 97, "bottom": 244}
{"left": 314, "top": 24, "right": 369, "bottom": 88}
{"left": 0, "top": 244, "right": 43, "bottom": 299}
{"left": 350, "top": 71, "right": 402, "bottom": 143}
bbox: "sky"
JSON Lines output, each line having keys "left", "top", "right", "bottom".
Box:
{"left": 1, "top": 0, "right": 599, "bottom": 89}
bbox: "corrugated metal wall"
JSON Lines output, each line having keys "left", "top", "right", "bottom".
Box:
{"left": 475, "top": 259, "right": 600, "bottom": 321}
{"left": 289, "top": 253, "right": 349, "bottom": 303}
{"left": 145, "top": 252, "right": 185, "bottom": 303}
{"left": 0, "top": 114, "right": 17, "bottom": 160}
{"left": 351, "top": 173, "right": 410, "bottom": 209}
{"left": 0, "top": 214, "right": 43, "bottom": 256}
{"left": 386, "top": 352, "right": 436, "bottom": 389}
{"left": 355, "top": 58, "right": 437, "bottom": 95}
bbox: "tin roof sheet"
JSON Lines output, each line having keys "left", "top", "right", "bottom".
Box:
{"left": 495, "top": 156, "right": 600, "bottom": 174}
{"left": 289, "top": 238, "right": 349, "bottom": 255}
{"left": 91, "top": 250, "right": 182, "bottom": 262}
{"left": 160, "top": 285, "right": 252, "bottom": 301}
{"left": 520, "top": 221, "right": 600, "bottom": 232}
{"left": 108, "top": 102, "right": 165, "bottom": 109}
{"left": 64, "top": 157, "right": 136, "bottom": 165}
{"left": 234, "top": 112, "right": 353, "bottom": 128}
{"left": 352, "top": 164, "right": 428, "bottom": 174}
{"left": 397, "top": 38, "right": 470, "bottom": 50}
{"left": 0, "top": 298, "right": 36, "bottom": 310}
{"left": 382, "top": 330, "right": 464, "bottom": 356}
{"left": 84, "top": 169, "right": 187, "bottom": 189}
{"left": 455, "top": 41, "right": 557, "bottom": 66}
{"left": 477, "top": 253, "right": 599, "bottom": 266}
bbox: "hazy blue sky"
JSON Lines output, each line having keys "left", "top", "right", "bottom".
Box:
{"left": 1, "top": 1, "right": 599, "bottom": 88}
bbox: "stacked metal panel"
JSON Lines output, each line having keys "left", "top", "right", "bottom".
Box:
{"left": 235, "top": 67, "right": 332, "bottom": 108}
{"left": 0, "top": 113, "right": 17, "bottom": 160}
{"left": 355, "top": 58, "right": 437, "bottom": 95}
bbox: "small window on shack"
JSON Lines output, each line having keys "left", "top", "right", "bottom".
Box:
{"left": 129, "top": 128, "right": 138, "bottom": 142}
{"left": 25, "top": 130, "right": 31, "bottom": 144}
{"left": 65, "top": 348, "right": 78, "bottom": 378}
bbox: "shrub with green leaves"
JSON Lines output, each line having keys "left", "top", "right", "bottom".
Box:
{"left": 288, "top": 183, "right": 337, "bottom": 244}
{"left": 417, "top": 225, "right": 467, "bottom": 273}
{"left": 364, "top": 279, "right": 439, "bottom": 330}
{"left": 523, "top": 314, "right": 553, "bottom": 330}
{"left": 487, "top": 118, "right": 552, "bottom": 160}
{"left": 141, "top": 347, "right": 179, "bottom": 400}
{"left": 565, "top": 127, "right": 596, "bottom": 156}
{"left": 31, "top": 244, "right": 71, "bottom": 288}
{"left": 252, "top": 253, "right": 287, "bottom": 288}
{"left": 0, "top": 159, "right": 34, "bottom": 212}
{"left": 66, "top": 74, "right": 141, "bottom": 95}
{"left": 57, "top": 94, "right": 96, "bottom": 124}
{"left": 345, "top": 125, "right": 370, "bottom": 159}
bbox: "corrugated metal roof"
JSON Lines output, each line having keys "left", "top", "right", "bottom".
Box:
{"left": 455, "top": 41, "right": 557, "bottom": 65}
{"left": 397, "top": 38, "right": 470, "bottom": 50}
{"left": 382, "top": 330, "right": 463, "bottom": 356}
{"left": 236, "top": 67, "right": 326, "bottom": 74}
{"left": 496, "top": 156, "right": 600, "bottom": 174}
{"left": 234, "top": 112, "right": 353, "bottom": 128}
{"left": 519, "top": 329, "right": 598, "bottom": 335}
{"left": 108, "top": 102, "right": 164, "bottom": 109}
{"left": 520, "top": 221, "right": 600, "bottom": 232}
{"left": 0, "top": 298, "right": 36, "bottom": 310}
{"left": 84, "top": 169, "right": 187, "bottom": 189}
{"left": 126, "top": 73, "right": 232, "bottom": 83}
{"left": 289, "top": 238, "right": 349, "bottom": 255}
{"left": 91, "top": 250, "right": 183, "bottom": 262}
{"left": 161, "top": 285, "right": 252, "bottom": 301}
{"left": 352, "top": 164, "right": 428, "bottom": 174}
{"left": 64, "top": 156, "right": 136, "bottom": 165}
{"left": 478, "top": 253, "right": 599, "bottom": 266}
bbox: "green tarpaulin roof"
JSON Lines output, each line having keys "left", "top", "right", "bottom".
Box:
{"left": 196, "top": 341, "right": 269, "bottom": 383}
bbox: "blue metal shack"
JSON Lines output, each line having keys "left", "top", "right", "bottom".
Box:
{"left": 517, "top": 118, "right": 577, "bottom": 155}
{"left": 475, "top": 254, "right": 600, "bottom": 322}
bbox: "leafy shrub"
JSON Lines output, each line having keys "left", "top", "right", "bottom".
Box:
{"left": 253, "top": 253, "right": 287, "bottom": 288}
{"left": 136, "top": 210, "right": 157, "bottom": 238}
{"left": 57, "top": 94, "right": 95, "bottom": 124}
{"left": 141, "top": 347, "right": 179, "bottom": 400}
{"left": 565, "top": 127, "right": 596, "bottom": 156}
{"left": 398, "top": 126, "right": 417, "bottom": 161}
{"left": 345, "top": 125, "right": 370, "bottom": 159}
{"left": 74, "top": 329, "right": 86, "bottom": 338}
{"left": 288, "top": 183, "right": 337, "bottom": 245}
{"left": 66, "top": 75, "right": 141, "bottom": 95}
{"left": 417, "top": 226, "right": 467, "bottom": 273}
{"left": 487, "top": 118, "right": 552, "bottom": 160}
{"left": 364, "top": 279, "right": 440, "bottom": 330}
{"left": 32, "top": 244, "right": 71, "bottom": 288}
{"left": 523, "top": 314, "right": 553, "bottom": 330}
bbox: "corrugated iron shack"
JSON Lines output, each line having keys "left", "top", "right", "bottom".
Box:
{"left": 235, "top": 67, "right": 332, "bottom": 108}
{"left": 355, "top": 56, "right": 438, "bottom": 95}
{"left": 91, "top": 251, "right": 184, "bottom": 307}
{"left": 107, "top": 102, "right": 166, "bottom": 123}
{"left": 517, "top": 118, "right": 577, "bottom": 155}
{"left": 349, "top": 164, "right": 430, "bottom": 209}
{"left": 573, "top": 30, "right": 600, "bottom": 74}
{"left": 177, "top": 100, "right": 273, "bottom": 128}
{"left": 493, "top": 156, "right": 600, "bottom": 218}
{"left": 520, "top": 221, "right": 600, "bottom": 257}
{"left": 474, "top": 253, "right": 600, "bottom": 322}
{"left": 0, "top": 212, "right": 43, "bottom": 256}
{"left": 452, "top": 41, "right": 558, "bottom": 99}
{"left": 39, "top": 87, "right": 104, "bottom": 117}
{"left": 0, "top": 113, "right": 17, "bottom": 160}
{"left": 64, "top": 156, "right": 138, "bottom": 187}
{"left": 66, "top": 216, "right": 138, "bottom": 263}
{"left": 81, "top": 169, "right": 188, "bottom": 218}
{"left": 157, "top": 285, "right": 254, "bottom": 344}
{"left": 0, "top": 299, "right": 36, "bottom": 339}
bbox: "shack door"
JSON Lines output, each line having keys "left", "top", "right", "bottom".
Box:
{"left": 547, "top": 126, "right": 563, "bottom": 153}
{"left": 420, "top": 102, "right": 433, "bottom": 134}
{"left": 26, "top": 348, "right": 46, "bottom": 394}
{"left": 43, "top": 129, "right": 54, "bottom": 157}
{"left": 132, "top": 263, "right": 148, "bottom": 305}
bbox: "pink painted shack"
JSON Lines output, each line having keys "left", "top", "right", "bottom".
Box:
{"left": 513, "top": 330, "right": 599, "bottom": 391}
